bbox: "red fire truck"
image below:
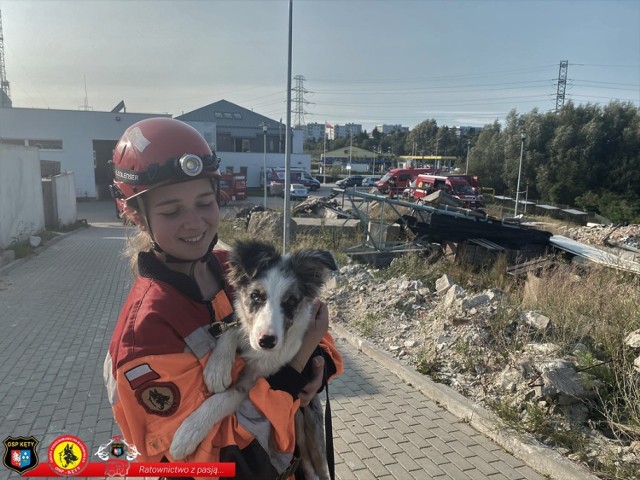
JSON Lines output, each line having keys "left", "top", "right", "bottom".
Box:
{"left": 411, "top": 174, "right": 484, "bottom": 209}
{"left": 219, "top": 173, "right": 247, "bottom": 205}
{"left": 374, "top": 167, "right": 436, "bottom": 197}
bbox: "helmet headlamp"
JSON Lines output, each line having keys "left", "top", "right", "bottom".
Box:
{"left": 179, "top": 154, "right": 204, "bottom": 177}
{"left": 114, "top": 153, "right": 220, "bottom": 191}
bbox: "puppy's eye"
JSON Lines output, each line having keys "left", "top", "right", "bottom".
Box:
{"left": 284, "top": 296, "right": 299, "bottom": 308}
{"left": 250, "top": 291, "right": 263, "bottom": 303}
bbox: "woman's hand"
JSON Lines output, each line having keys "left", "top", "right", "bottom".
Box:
{"left": 298, "top": 355, "right": 324, "bottom": 408}
{"left": 288, "top": 300, "right": 329, "bottom": 373}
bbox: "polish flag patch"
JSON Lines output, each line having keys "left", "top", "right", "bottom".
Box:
{"left": 124, "top": 363, "right": 160, "bottom": 390}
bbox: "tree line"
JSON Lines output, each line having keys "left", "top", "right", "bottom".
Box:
{"left": 304, "top": 101, "right": 640, "bottom": 222}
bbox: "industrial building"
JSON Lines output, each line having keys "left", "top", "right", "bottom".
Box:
{"left": 0, "top": 100, "right": 309, "bottom": 199}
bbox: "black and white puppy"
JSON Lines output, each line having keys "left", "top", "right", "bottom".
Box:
{"left": 170, "top": 240, "right": 337, "bottom": 479}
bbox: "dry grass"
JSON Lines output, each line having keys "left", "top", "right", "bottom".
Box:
{"left": 521, "top": 265, "right": 640, "bottom": 442}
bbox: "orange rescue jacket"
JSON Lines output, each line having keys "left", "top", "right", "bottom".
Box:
{"left": 104, "top": 250, "right": 343, "bottom": 479}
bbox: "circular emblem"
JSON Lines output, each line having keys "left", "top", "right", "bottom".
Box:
{"left": 48, "top": 435, "right": 88, "bottom": 476}
{"left": 135, "top": 382, "right": 180, "bottom": 416}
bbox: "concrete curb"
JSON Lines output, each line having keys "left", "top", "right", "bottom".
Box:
{"left": 329, "top": 321, "right": 601, "bottom": 480}
{"left": 0, "top": 228, "right": 81, "bottom": 275}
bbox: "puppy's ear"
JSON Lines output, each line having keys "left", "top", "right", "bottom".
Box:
{"left": 228, "top": 240, "right": 281, "bottom": 286}
{"left": 288, "top": 249, "right": 338, "bottom": 298}
{"left": 294, "top": 249, "right": 337, "bottom": 273}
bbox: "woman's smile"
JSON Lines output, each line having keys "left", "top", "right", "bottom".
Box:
{"left": 181, "top": 232, "right": 206, "bottom": 244}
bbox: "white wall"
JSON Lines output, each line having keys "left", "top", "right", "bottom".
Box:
{"left": 0, "top": 107, "right": 167, "bottom": 198}
{"left": 52, "top": 172, "right": 77, "bottom": 227}
{"left": 0, "top": 144, "right": 45, "bottom": 248}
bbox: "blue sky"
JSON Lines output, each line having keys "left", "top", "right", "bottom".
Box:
{"left": 1, "top": 0, "right": 638, "bottom": 131}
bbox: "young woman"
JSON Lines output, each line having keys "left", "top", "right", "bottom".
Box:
{"left": 103, "top": 117, "right": 343, "bottom": 479}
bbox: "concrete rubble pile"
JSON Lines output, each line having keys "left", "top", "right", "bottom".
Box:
{"left": 563, "top": 223, "right": 640, "bottom": 250}
{"left": 325, "top": 263, "right": 640, "bottom": 472}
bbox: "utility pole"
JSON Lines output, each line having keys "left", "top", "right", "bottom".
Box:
{"left": 348, "top": 129, "right": 352, "bottom": 174}
{"left": 465, "top": 140, "right": 471, "bottom": 174}
{"left": 372, "top": 147, "right": 376, "bottom": 175}
{"left": 322, "top": 125, "right": 327, "bottom": 183}
{"left": 261, "top": 123, "right": 268, "bottom": 208}
{"left": 514, "top": 132, "right": 526, "bottom": 217}
{"left": 283, "top": 0, "right": 293, "bottom": 253}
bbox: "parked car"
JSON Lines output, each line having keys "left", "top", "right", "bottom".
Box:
{"left": 281, "top": 183, "right": 309, "bottom": 200}
{"left": 336, "top": 175, "right": 365, "bottom": 188}
{"left": 361, "top": 176, "right": 381, "bottom": 187}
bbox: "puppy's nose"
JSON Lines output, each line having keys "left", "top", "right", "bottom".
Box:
{"left": 258, "top": 335, "right": 277, "bottom": 349}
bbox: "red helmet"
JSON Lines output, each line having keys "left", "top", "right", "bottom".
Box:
{"left": 111, "top": 117, "right": 220, "bottom": 202}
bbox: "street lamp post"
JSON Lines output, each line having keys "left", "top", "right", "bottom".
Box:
{"left": 348, "top": 129, "right": 352, "bottom": 174}
{"left": 465, "top": 140, "right": 471, "bottom": 174}
{"left": 372, "top": 147, "right": 376, "bottom": 175}
{"left": 514, "top": 131, "right": 526, "bottom": 217}
{"left": 262, "top": 123, "right": 268, "bottom": 208}
{"left": 322, "top": 127, "right": 327, "bottom": 183}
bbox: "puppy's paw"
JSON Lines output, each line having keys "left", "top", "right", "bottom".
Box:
{"left": 204, "top": 360, "right": 232, "bottom": 394}
{"left": 170, "top": 420, "right": 205, "bottom": 460}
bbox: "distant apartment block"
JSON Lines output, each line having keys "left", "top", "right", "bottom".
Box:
{"left": 304, "top": 122, "right": 326, "bottom": 141}
{"left": 304, "top": 122, "right": 481, "bottom": 141}
{"left": 373, "top": 124, "right": 409, "bottom": 135}
{"left": 302, "top": 122, "right": 359, "bottom": 141}
{"left": 453, "top": 125, "right": 482, "bottom": 136}
{"left": 328, "top": 123, "right": 362, "bottom": 140}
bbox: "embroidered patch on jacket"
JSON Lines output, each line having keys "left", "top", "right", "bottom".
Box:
{"left": 124, "top": 363, "right": 160, "bottom": 390}
{"left": 135, "top": 382, "right": 180, "bottom": 416}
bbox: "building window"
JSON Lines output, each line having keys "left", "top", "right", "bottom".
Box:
{"left": 233, "top": 113, "right": 242, "bottom": 119}
{"left": 242, "top": 139, "right": 251, "bottom": 152}
{"left": 223, "top": 113, "right": 233, "bottom": 119}
{"left": 226, "top": 166, "right": 234, "bottom": 174}
{"left": 1, "top": 138, "right": 27, "bottom": 146}
{"left": 214, "top": 112, "right": 223, "bottom": 118}
{"left": 0, "top": 138, "right": 63, "bottom": 149}
{"left": 29, "top": 139, "right": 63, "bottom": 150}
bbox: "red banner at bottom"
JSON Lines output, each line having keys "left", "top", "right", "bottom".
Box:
{"left": 22, "top": 461, "right": 236, "bottom": 477}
